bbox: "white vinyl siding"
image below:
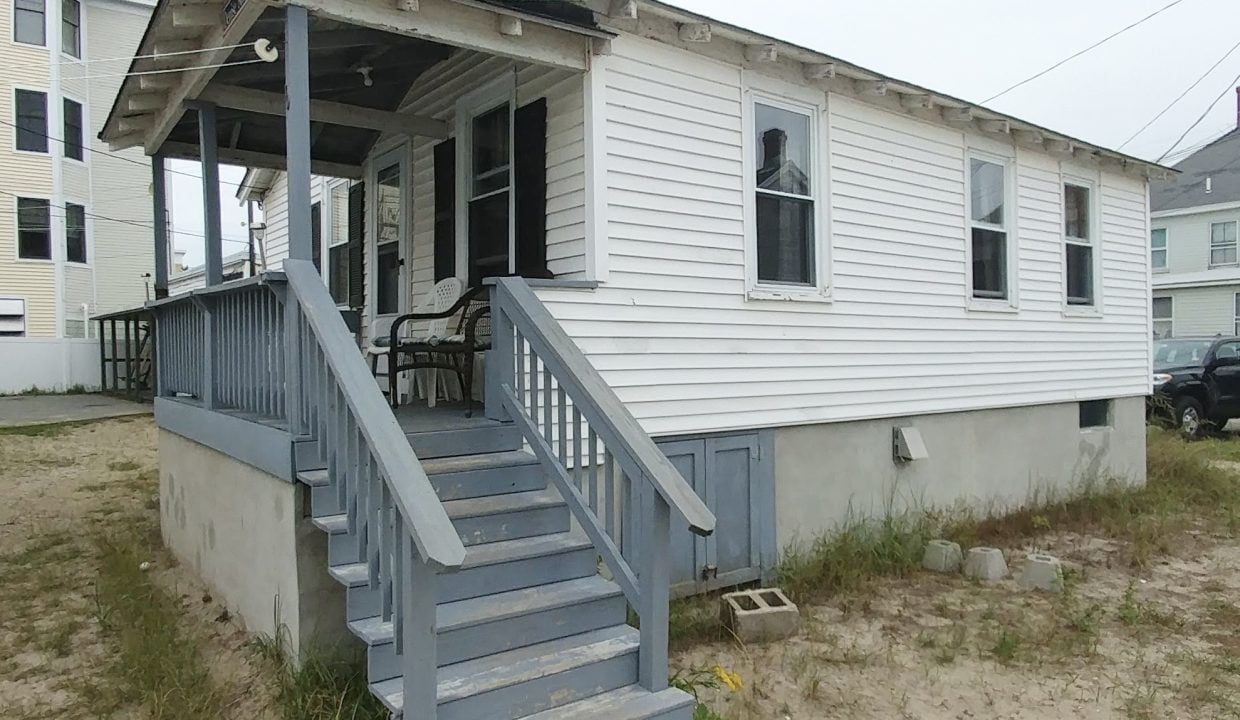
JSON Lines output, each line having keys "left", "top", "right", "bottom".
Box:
{"left": 533, "top": 36, "right": 1151, "bottom": 437}
{"left": 1152, "top": 285, "right": 1240, "bottom": 337}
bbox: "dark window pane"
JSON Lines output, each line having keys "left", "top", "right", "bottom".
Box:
{"left": 1079, "top": 399, "right": 1110, "bottom": 428}
{"left": 14, "top": 0, "right": 45, "bottom": 45}
{"left": 328, "top": 245, "right": 348, "bottom": 304}
{"left": 15, "top": 90, "right": 47, "bottom": 153}
{"left": 63, "top": 98, "right": 82, "bottom": 161}
{"left": 376, "top": 243, "right": 399, "bottom": 315}
{"left": 755, "top": 103, "right": 811, "bottom": 196}
{"left": 970, "top": 159, "right": 1004, "bottom": 226}
{"left": 17, "top": 197, "right": 50, "bottom": 259}
{"left": 1066, "top": 243, "right": 1092, "bottom": 305}
{"left": 310, "top": 201, "right": 322, "bottom": 272}
{"left": 1152, "top": 297, "right": 1172, "bottom": 319}
{"left": 469, "top": 190, "right": 509, "bottom": 285}
{"left": 971, "top": 228, "right": 1006, "bottom": 298}
{"left": 472, "top": 104, "right": 510, "bottom": 197}
{"left": 61, "top": 0, "right": 79, "bottom": 56}
{"left": 66, "top": 202, "right": 85, "bottom": 263}
{"left": 756, "top": 193, "right": 813, "bottom": 285}
{"left": 1065, "top": 184, "right": 1089, "bottom": 240}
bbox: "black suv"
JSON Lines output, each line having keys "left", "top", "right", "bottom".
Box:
{"left": 1151, "top": 336, "right": 1240, "bottom": 436}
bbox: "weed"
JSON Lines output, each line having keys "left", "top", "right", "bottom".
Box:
{"left": 252, "top": 629, "right": 387, "bottom": 720}
{"left": 670, "top": 595, "right": 726, "bottom": 649}
{"left": 990, "top": 628, "right": 1021, "bottom": 663}
{"left": 107, "top": 460, "right": 141, "bottom": 472}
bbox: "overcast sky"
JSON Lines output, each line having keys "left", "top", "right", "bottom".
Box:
{"left": 169, "top": 0, "right": 1240, "bottom": 267}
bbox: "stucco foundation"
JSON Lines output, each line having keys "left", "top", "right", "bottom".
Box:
{"left": 773, "top": 397, "right": 1147, "bottom": 548}
{"left": 158, "top": 429, "right": 355, "bottom": 658}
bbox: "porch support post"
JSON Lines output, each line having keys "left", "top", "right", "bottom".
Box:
{"left": 285, "top": 4, "right": 314, "bottom": 262}
{"left": 195, "top": 102, "right": 224, "bottom": 286}
{"left": 151, "top": 154, "right": 170, "bottom": 299}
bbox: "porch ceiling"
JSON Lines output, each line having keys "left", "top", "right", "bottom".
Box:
{"left": 160, "top": 9, "right": 454, "bottom": 175}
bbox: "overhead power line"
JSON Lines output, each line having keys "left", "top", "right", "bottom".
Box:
{"left": 0, "top": 188, "right": 248, "bottom": 243}
{"left": 1157, "top": 67, "right": 1240, "bottom": 162}
{"left": 1118, "top": 38, "right": 1240, "bottom": 150}
{"left": 0, "top": 117, "right": 205, "bottom": 180}
{"left": 983, "top": 0, "right": 1189, "bottom": 103}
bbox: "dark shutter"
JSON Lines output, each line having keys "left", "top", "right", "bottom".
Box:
{"left": 310, "top": 201, "right": 322, "bottom": 272}
{"left": 433, "top": 139, "right": 456, "bottom": 282}
{"left": 348, "top": 182, "right": 365, "bottom": 309}
{"left": 514, "top": 97, "right": 549, "bottom": 279}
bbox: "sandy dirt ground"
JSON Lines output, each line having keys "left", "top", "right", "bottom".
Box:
{"left": 0, "top": 416, "right": 277, "bottom": 720}
{"left": 674, "top": 531, "right": 1240, "bottom": 720}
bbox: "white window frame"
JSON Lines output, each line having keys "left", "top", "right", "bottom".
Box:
{"left": 964, "top": 147, "right": 1018, "bottom": 312}
{"left": 325, "top": 178, "right": 351, "bottom": 305}
{"left": 60, "top": 0, "right": 79, "bottom": 58}
{"left": 454, "top": 72, "right": 516, "bottom": 281}
{"left": 13, "top": 193, "right": 52, "bottom": 262}
{"left": 12, "top": 85, "right": 49, "bottom": 156}
{"left": 1062, "top": 171, "right": 1102, "bottom": 315}
{"left": 1150, "top": 227, "right": 1168, "bottom": 272}
{"left": 12, "top": 0, "right": 46, "bottom": 48}
{"left": 1209, "top": 221, "right": 1238, "bottom": 268}
{"left": 741, "top": 72, "right": 831, "bottom": 302}
{"left": 64, "top": 197, "right": 88, "bottom": 265}
{"left": 1152, "top": 296, "right": 1173, "bottom": 339}
{"left": 368, "top": 141, "right": 410, "bottom": 319}
{"left": 61, "top": 91, "right": 86, "bottom": 165}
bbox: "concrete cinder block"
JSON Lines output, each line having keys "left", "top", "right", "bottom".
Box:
{"left": 963, "top": 547, "right": 1008, "bottom": 581}
{"left": 922, "top": 539, "right": 963, "bottom": 573}
{"left": 1018, "top": 553, "right": 1063, "bottom": 592}
{"left": 720, "top": 588, "right": 800, "bottom": 643}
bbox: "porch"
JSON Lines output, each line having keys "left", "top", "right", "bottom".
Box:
{"left": 99, "top": 3, "right": 710, "bottom": 717}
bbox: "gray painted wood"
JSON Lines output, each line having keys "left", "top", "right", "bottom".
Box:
{"left": 151, "top": 154, "right": 169, "bottom": 296}
{"left": 193, "top": 102, "right": 223, "bottom": 287}
{"left": 154, "top": 398, "right": 292, "bottom": 480}
{"left": 520, "top": 685, "right": 694, "bottom": 720}
{"left": 284, "top": 4, "right": 314, "bottom": 263}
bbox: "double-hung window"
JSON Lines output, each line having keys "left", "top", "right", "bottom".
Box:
{"left": 17, "top": 197, "right": 50, "bottom": 259}
{"left": 327, "top": 182, "right": 350, "bottom": 305}
{"left": 1152, "top": 297, "right": 1173, "bottom": 339}
{"left": 1210, "top": 221, "right": 1238, "bottom": 267}
{"left": 968, "top": 156, "right": 1009, "bottom": 301}
{"left": 66, "top": 202, "right": 85, "bottom": 263}
{"left": 15, "top": 89, "right": 48, "bottom": 153}
{"left": 63, "top": 98, "right": 82, "bottom": 161}
{"left": 1064, "top": 182, "right": 1094, "bottom": 306}
{"left": 14, "top": 0, "right": 45, "bottom": 45}
{"left": 1151, "top": 228, "right": 1168, "bottom": 271}
{"left": 754, "top": 100, "right": 816, "bottom": 287}
{"left": 61, "top": 0, "right": 79, "bottom": 57}
{"left": 467, "top": 102, "right": 511, "bottom": 286}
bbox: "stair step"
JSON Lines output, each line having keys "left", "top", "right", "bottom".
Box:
{"left": 424, "top": 450, "right": 546, "bottom": 501}
{"left": 520, "top": 685, "right": 696, "bottom": 720}
{"left": 350, "top": 576, "right": 627, "bottom": 676}
{"left": 407, "top": 423, "right": 522, "bottom": 459}
{"left": 371, "top": 625, "right": 640, "bottom": 718}
{"left": 421, "top": 450, "right": 539, "bottom": 476}
{"left": 330, "top": 532, "right": 595, "bottom": 589}
{"left": 444, "top": 488, "right": 569, "bottom": 546}
{"left": 297, "top": 468, "right": 330, "bottom": 487}
{"left": 313, "top": 513, "right": 348, "bottom": 534}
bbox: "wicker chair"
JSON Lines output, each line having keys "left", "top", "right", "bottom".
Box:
{"left": 387, "top": 285, "right": 491, "bottom": 413}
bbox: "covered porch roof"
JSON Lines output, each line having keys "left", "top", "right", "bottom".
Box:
{"left": 99, "top": 0, "right": 609, "bottom": 173}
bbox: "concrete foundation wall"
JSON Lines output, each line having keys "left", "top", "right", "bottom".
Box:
{"left": 158, "top": 429, "right": 352, "bottom": 658}
{"left": 772, "top": 397, "right": 1148, "bottom": 549}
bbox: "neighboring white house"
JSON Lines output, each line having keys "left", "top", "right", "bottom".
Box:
{"left": 0, "top": 0, "right": 157, "bottom": 392}
{"left": 1150, "top": 96, "right": 1240, "bottom": 339}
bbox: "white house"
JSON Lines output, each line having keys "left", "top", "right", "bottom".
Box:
{"left": 99, "top": 1, "right": 1162, "bottom": 717}
{"left": 1150, "top": 98, "right": 1240, "bottom": 338}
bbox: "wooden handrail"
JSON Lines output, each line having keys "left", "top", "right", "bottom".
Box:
{"left": 490, "top": 277, "right": 715, "bottom": 536}
{"left": 285, "top": 260, "right": 466, "bottom": 571}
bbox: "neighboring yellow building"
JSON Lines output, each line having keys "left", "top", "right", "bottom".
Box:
{"left": 0, "top": 0, "right": 156, "bottom": 390}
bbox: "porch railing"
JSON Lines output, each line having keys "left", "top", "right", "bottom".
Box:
{"left": 149, "top": 260, "right": 466, "bottom": 713}
{"left": 486, "top": 276, "right": 716, "bottom": 692}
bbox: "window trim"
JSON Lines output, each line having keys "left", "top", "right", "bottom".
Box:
{"left": 1152, "top": 295, "right": 1173, "bottom": 339}
{"left": 62, "top": 94, "right": 84, "bottom": 164}
{"left": 1209, "top": 220, "right": 1238, "bottom": 269}
{"left": 12, "top": 0, "right": 47, "bottom": 48}
{"left": 367, "top": 140, "right": 410, "bottom": 319}
{"left": 64, "top": 199, "right": 87, "bottom": 265}
{"left": 455, "top": 72, "right": 516, "bottom": 281}
{"left": 12, "top": 86, "right": 49, "bottom": 155}
{"left": 964, "top": 147, "right": 1018, "bottom": 312}
{"left": 325, "top": 178, "right": 351, "bottom": 306}
{"left": 1062, "top": 171, "right": 1102, "bottom": 315}
{"left": 1150, "top": 227, "right": 1168, "bottom": 273}
{"left": 60, "top": 0, "right": 79, "bottom": 58}
{"left": 14, "top": 194, "right": 52, "bottom": 262}
{"left": 741, "top": 73, "right": 831, "bottom": 303}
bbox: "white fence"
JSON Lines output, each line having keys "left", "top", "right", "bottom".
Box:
{"left": 0, "top": 338, "right": 102, "bottom": 394}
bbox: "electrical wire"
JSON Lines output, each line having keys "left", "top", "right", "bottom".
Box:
{"left": 2, "top": 41, "right": 257, "bottom": 72}
{"left": 0, "top": 117, "right": 207, "bottom": 180}
{"left": 1152, "top": 122, "right": 1237, "bottom": 162}
{"left": 983, "top": 0, "right": 1189, "bottom": 103}
{"left": 1118, "top": 39, "right": 1240, "bottom": 150}
{"left": 1157, "top": 67, "right": 1240, "bottom": 162}
{"left": 0, "top": 189, "right": 249, "bottom": 242}
{"left": 65, "top": 57, "right": 270, "bottom": 82}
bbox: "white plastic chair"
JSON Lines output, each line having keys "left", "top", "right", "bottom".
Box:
{"left": 404, "top": 277, "right": 463, "bottom": 407}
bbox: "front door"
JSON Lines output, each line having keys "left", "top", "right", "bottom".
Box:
{"left": 370, "top": 145, "right": 409, "bottom": 322}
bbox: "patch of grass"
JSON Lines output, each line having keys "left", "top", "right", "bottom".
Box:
{"left": 670, "top": 594, "right": 727, "bottom": 649}
{"left": 107, "top": 460, "right": 141, "bottom": 472}
{"left": 990, "top": 628, "right": 1021, "bottom": 664}
{"left": 88, "top": 522, "right": 225, "bottom": 718}
{"left": 0, "top": 384, "right": 90, "bottom": 397}
{"left": 251, "top": 630, "right": 387, "bottom": 720}
{"left": 0, "top": 416, "right": 138, "bottom": 437}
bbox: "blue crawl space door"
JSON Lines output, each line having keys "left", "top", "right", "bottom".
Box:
{"left": 628, "top": 431, "right": 775, "bottom": 597}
